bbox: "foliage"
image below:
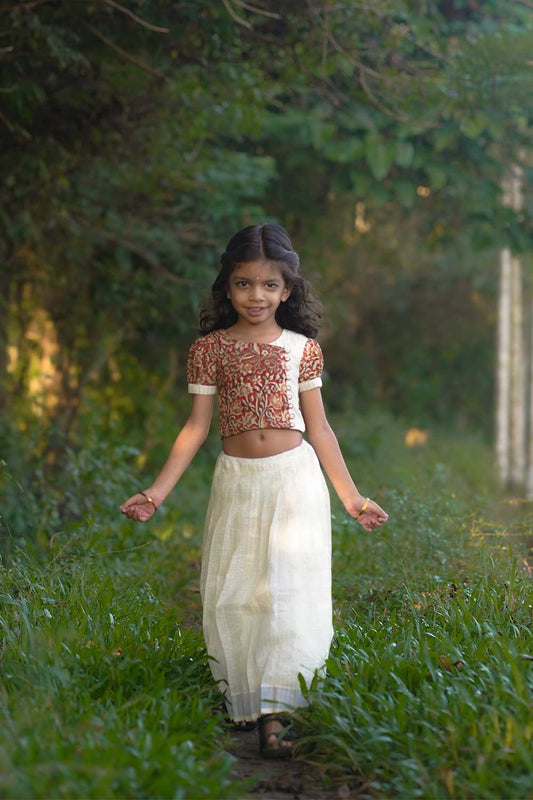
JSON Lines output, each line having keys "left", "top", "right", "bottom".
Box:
{"left": 295, "top": 413, "right": 533, "bottom": 798}
{"left": 309, "top": 209, "right": 499, "bottom": 431}
{"left": 2, "top": 409, "right": 531, "bottom": 797}
{"left": 2, "top": 0, "right": 533, "bottom": 446}
{"left": 0, "top": 400, "right": 215, "bottom": 546}
{"left": 0, "top": 527, "right": 247, "bottom": 798}
{"left": 299, "top": 566, "right": 533, "bottom": 798}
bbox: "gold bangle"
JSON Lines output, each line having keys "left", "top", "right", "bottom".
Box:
{"left": 355, "top": 497, "right": 370, "bottom": 518}
{"left": 140, "top": 490, "right": 158, "bottom": 511}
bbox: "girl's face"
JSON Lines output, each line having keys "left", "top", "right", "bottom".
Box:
{"left": 226, "top": 260, "right": 290, "bottom": 329}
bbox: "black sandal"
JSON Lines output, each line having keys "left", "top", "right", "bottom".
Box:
{"left": 258, "top": 714, "right": 295, "bottom": 759}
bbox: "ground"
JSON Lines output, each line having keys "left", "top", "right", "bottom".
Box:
{"left": 226, "top": 727, "right": 359, "bottom": 800}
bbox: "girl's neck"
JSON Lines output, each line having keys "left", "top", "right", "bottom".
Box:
{"left": 224, "top": 321, "right": 284, "bottom": 344}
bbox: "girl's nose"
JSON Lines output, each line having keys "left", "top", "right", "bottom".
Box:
{"left": 249, "top": 282, "right": 263, "bottom": 300}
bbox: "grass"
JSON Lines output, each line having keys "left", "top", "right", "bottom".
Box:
{"left": 295, "top": 414, "right": 533, "bottom": 798}
{"left": 0, "top": 527, "right": 243, "bottom": 799}
{"left": 1, "top": 411, "right": 532, "bottom": 798}
{"left": 297, "top": 565, "right": 533, "bottom": 798}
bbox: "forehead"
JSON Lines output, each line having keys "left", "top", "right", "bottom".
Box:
{"left": 231, "top": 260, "right": 285, "bottom": 281}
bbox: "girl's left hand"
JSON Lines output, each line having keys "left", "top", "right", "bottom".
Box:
{"left": 120, "top": 492, "right": 158, "bottom": 522}
{"left": 345, "top": 497, "right": 388, "bottom": 532}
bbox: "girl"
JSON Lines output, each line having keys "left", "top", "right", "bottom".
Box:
{"left": 120, "top": 224, "right": 388, "bottom": 758}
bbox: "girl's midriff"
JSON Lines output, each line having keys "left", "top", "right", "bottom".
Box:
{"left": 222, "top": 428, "right": 303, "bottom": 459}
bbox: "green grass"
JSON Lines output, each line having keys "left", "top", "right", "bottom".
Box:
{"left": 297, "top": 564, "right": 533, "bottom": 798}
{"left": 294, "top": 414, "right": 533, "bottom": 798}
{"left": 0, "top": 527, "right": 244, "bottom": 799}
{"left": 1, "top": 411, "right": 532, "bottom": 798}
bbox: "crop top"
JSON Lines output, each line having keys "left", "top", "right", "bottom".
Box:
{"left": 187, "top": 328, "right": 323, "bottom": 438}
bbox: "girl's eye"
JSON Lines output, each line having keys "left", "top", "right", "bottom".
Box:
{"left": 235, "top": 280, "right": 248, "bottom": 288}
{"left": 267, "top": 283, "right": 279, "bottom": 289}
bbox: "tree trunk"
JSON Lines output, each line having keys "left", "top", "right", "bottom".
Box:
{"left": 496, "top": 247, "right": 512, "bottom": 485}
{"left": 510, "top": 254, "right": 526, "bottom": 487}
{"left": 0, "top": 268, "right": 12, "bottom": 414}
{"left": 527, "top": 294, "right": 533, "bottom": 499}
{"left": 496, "top": 164, "right": 525, "bottom": 490}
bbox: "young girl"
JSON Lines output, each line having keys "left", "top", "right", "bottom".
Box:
{"left": 120, "top": 224, "right": 388, "bottom": 758}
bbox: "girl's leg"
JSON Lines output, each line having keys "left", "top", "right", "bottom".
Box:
{"left": 258, "top": 714, "right": 295, "bottom": 758}
{"left": 225, "top": 718, "right": 258, "bottom": 732}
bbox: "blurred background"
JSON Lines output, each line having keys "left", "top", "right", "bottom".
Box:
{"left": 1, "top": 0, "right": 533, "bottom": 539}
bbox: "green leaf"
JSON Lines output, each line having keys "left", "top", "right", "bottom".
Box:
{"left": 395, "top": 140, "right": 415, "bottom": 168}
{"left": 367, "top": 183, "right": 391, "bottom": 206}
{"left": 311, "top": 120, "right": 337, "bottom": 149}
{"left": 487, "top": 118, "right": 506, "bottom": 140}
{"left": 365, "top": 134, "right": 395, "bottom": 180}
{"left": 349, "top": 171, "right": 373, "bottom": 195}
{"left": 324, "top": 137, "right": 365, "bottom": 163}
{"left": 432, "top": 126, "right": 458, "bottom": 152}
{"left": 460, "top": 112, "right": 489, "bottom": 139}
{"left": 425, "top": 165, "right": 448, "bottom": 189}
{"left": 394, "top": 179, "right": 417, "bottom": 207}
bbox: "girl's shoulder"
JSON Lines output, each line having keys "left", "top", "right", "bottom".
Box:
{"left": 187, "top": 329, "right": 224, "bottom": 360}
{"left": 282, "top": 329, "right": 307, "bottom": 342}
{"left": 280, "top": 331, "right": 323, "bottom": 373}
{"left": 282, "top": 329, "right": 321, "bottom": 350}
{"left": 190, "top": 329, "right": 224, "bottom": 347}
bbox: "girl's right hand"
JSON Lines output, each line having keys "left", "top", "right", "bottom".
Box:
{"left": 345, "top": 496, "right": 388, "bottom": 532}
{"left": 120, "top": 492, "right": 158, "bottom": 522}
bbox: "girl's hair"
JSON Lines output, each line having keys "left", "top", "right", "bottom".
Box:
{"left": 198, "top": 224, "right": 322, "bottom": 337}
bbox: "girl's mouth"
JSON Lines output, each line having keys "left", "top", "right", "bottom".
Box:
{"left": 246, "top": 308, "right": 266, "bottom": 316}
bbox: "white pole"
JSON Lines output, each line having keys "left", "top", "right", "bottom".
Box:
{"left": 496, "top": 245, "right": 512, "bottom": 485}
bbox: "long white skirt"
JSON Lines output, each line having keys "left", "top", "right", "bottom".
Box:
{"left": 200, "top": 440, "right": 333, "bottom": 722}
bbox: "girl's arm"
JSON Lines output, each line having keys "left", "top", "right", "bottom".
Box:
{"left": 120, "top": 394, "right": 215, "bottom": 522}
{"left": 300, "top": 388, "right": 388, "bottom": 531}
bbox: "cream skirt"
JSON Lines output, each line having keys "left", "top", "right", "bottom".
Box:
{"left": 200, "top": 440, "right": 333, "bottom": 722}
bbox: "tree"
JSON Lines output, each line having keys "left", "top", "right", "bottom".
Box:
{"left": 1, "top": 0, "right": 532, "bottom": 453}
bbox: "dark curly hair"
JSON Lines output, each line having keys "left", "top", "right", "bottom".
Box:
{"left": 199, "top": 224, "right": 322, "bottom": 337}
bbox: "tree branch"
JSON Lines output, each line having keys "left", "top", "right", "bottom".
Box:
{"left": 2, "top": 0, "right": 52, "bottom": 10}
{"left": 76, "top": 215, "right": 161, "bottom": 268}
{"left": 327, "top": 31, "right": 381, "bottom": 79}
{"left": 75, "top": 216, "right": 202, "bottom": 284}
{"left": 0, "top": 109, "right": 31, "bottom": 138}
{"left": 232, "top": 0, "right": 282, "bottom": 19}
{"left": 221, "top": 0, "right": 253, "bottom": 29}
{"left": 322, "top": 2, "right": 329, "bottom": 79}
{"left": 358, "top": 66, "right": 409, "bottom": 122}
{"left": 83, "top": 22, "right": 165, "bottom": 79}
{"left": 309, "top": 2, "right": 447, "bottom": 62}
{"left": 102, "top": 0, "right": 170, "bottom": 34}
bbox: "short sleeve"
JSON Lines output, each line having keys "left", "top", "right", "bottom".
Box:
{"left": 187, "top": 336, "right": 218, "bottom": 395}
{"left": 299, "top": 338, "right": 323, "bottom": 392}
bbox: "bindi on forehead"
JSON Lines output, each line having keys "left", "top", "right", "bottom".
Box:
{"left": 233, "top": 262, "right": 284, "bottom": 282}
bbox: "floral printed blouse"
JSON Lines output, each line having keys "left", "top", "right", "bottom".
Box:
{"left": 187, "top": 329, "right": 323, "bottom": 438}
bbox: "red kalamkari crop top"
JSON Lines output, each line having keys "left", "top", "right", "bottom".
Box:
{"left": 187, "top": 328, "right": 323, "bottom": 438}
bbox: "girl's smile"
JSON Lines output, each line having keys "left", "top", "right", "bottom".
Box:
{"left": 226, "top": 261, "right": 290, "bottom": 333}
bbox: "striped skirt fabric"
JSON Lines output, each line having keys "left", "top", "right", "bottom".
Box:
{"left": 200, "top": 440, "right": 333, "bottom": 722}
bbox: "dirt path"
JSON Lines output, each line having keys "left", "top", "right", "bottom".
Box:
{"left": 225, "top": 728, "right": 357, "bottom": 800}
{"left": 181, "top": 581, "right": 358, "bottom": 798}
